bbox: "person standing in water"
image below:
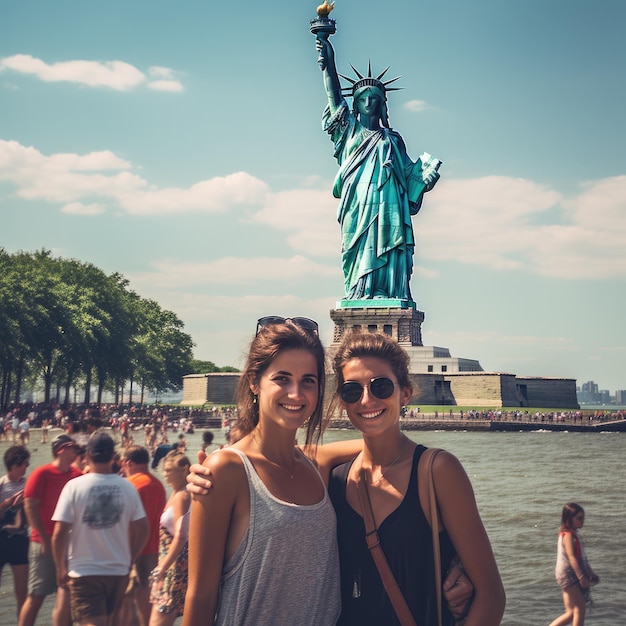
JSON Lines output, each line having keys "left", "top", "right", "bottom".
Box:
{"left": 549, "top": 502, "right": 599, "bottom": 626}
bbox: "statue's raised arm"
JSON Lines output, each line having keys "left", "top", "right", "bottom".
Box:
{"left": 316, "top": 36, "right": 343, "bottom": 113}
{"left": 311, "top": 4, "right": 441, "bottom": 305}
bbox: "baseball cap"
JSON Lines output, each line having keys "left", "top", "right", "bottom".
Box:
{"left": 51, "top": 434, "right": 78, "bottom": 455}
{"left": 87, "top": 431, "right": 115, "bottom": 462}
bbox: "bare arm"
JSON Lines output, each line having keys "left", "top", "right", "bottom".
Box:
{"left": 427, "top": 451, "right": 505, "bottom": 626}
{"left": 182, "top": 451, "right": 245, "bottom": 626}
{"left": 187, "top": 439, "right": 364, "bottom": 496}
{"left": 51, "top": 521, "right": 71, "bottom": 587}
{"left": 24, "top": 497, "right": 50, "bottom": 552}
{"left": 302, "top": 439, "right": 362, "bottom": 484}
{"left": 129, "top": 517, "right": 149, "bottom": 565}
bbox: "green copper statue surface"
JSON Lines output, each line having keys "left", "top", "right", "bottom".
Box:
{"left": 313, "top": 8, "right": 441, "bottom": 305}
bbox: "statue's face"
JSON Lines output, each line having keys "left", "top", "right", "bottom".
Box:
{"left": 355, "top": 89, "right": 383, "bottom": 118}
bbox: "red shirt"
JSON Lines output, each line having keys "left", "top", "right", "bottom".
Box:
{"left": 127, "top": 471, "right": 166, "bottom": 554}
{"left": 24, "top": 462, "right": 82, "bottom": 543}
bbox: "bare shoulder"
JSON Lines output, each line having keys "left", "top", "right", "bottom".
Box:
{"left": 204, "top": 447, "right": 243, "bottom": 471}
{"left": 418, "top": 448, "right": 474, "bottom": 523}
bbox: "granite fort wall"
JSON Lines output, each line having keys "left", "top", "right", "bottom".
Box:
{"left": 184, "top": 371, "right": 578, "bottom": 409}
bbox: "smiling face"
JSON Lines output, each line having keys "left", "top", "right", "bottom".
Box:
{"left": 340, "top": 356, "right": 412, "bottom": 437}
{"left": 252, "top": 348, "right": 320, "bottom": 433}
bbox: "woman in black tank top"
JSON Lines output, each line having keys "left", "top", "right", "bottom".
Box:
{"left": 329, "top": 330, "right": 505, "bottom": 626}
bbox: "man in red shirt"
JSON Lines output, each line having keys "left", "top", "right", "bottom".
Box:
{"left": 19, "top": 434, "right": 82, "bottom": 626}
{"left": 122, "top": 445, "right": 166, "bottom": 626}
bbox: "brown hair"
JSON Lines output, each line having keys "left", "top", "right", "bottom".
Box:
{"left": 332, "top": 330, "right": 413, "bottom": 393}
{"left": 236, "top": 320, "right": 327, "bottom": 446}
{"left": 560, "top": 502, "right": 584, "bottom": 532}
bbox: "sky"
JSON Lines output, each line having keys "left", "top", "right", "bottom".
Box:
{"left": 2, "top": 0, "right": 625, "bottom": 393}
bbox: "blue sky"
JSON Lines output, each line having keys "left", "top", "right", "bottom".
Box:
{"left": 2, "top": 0, "right": 625, "bottom": 393}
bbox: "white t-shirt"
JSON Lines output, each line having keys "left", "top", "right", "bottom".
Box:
{"left": 52, "top": 472, "right": 146, "bottom": 577}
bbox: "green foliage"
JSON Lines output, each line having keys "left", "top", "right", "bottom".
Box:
{"left": 0, "top": 248, "right": 195, "bottom": 407}
{"left": 188, "top": 360, "right": 239, "bottom": 374}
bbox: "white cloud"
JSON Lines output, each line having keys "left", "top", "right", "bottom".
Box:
{"left": 0, "top": 55, "right": 145, "bottom": 91}
{"left": 417, "top": 175, "right": 626, "bottom": 278}
{"left": 0, "top": 55, "right": 185, "bottom": 92}
{"left": 404, "top": 100, "right": 428, "bottom": 113}
{"left": 146, "top": 66, "right": 184, "bottom": 92}
{"left": 61, "top": 202, "right": 105, "bottom": 215}
{"left": 148, "top": 80, "right": 184, "bottom": 92}
{"left": 251, "top": 188, "right": 339, "bottom": 257}
{"left": 0, "top": 140, "right": 265, "bottom": 213}
{"left": 128, "top": 256, "right": 340, "bottom": 289}
{"left": 148, "top": 66, "right": 175, "bottom": 79}
{"left": 2, "top": 139, "right": 626, "bottom": 280}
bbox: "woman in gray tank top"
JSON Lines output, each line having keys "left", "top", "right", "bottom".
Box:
{"left": 183, "top": 317, "right": 363, "bottom": 626}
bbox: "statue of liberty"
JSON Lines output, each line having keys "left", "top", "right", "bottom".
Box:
{"left": 314, "top": 15, "right": 441, "bottom": 304}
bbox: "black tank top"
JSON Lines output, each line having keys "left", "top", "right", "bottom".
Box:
{"left": 329, "top": 445, "right": 456, "bottom": 626}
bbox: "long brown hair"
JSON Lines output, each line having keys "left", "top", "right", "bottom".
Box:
{"left": 235, "top": 320, "right": 327, "bottom": 446}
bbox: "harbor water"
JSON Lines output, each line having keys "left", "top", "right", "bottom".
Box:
{"left": 1, "top": 427, "right": 624, "bottom": 625}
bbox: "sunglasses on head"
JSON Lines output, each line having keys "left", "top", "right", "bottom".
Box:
{"left": 255, "top": 316, "right": 319, "bottom": 336}
{"left": 340, "top": 377, "right": 397, "bottom": 404}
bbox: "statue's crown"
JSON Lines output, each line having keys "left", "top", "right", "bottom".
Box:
{"left": 340, "top": 62, "right": 402, "bottom": 98}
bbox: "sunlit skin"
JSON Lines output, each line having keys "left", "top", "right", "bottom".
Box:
{"left": 252, "top": 349, "right": 320, "bottom": 436}
{"left": 340, "top": 356, "right": 412, "bottom": 441}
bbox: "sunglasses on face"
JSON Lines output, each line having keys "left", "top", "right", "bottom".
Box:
{"left": 255, "top": 316, "right": 319, "bottom": 336}
{"left": 340, "top": 377, "right": 397, "bottom": 404}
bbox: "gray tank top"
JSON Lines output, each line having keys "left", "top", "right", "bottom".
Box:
{"left": 215, "top": 449, "right": 340, "bottom": 625}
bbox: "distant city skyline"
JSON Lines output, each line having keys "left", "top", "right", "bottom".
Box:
{"left": 2, "top": 0, "right": 625, "bottom": 390}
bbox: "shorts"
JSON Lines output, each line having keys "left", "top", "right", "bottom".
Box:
{"left": 68, "top": 575, "right": 128, "bottom": 621}
{"left": 0, "top": 531, "right": 29, "bottom": 567}
{"left": 27, "top": 541, "right": 57, "bottom": 596}
{"left": 134, "top": 553, "right": 158, "bottom": 588}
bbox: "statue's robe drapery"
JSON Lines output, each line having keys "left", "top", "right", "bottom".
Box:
{"left": 323, "top": 101, "right": 425, "bottom": 301}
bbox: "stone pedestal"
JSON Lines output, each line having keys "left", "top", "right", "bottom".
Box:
{"left": 330, "top": 306, "right": 425, "bottom": 347}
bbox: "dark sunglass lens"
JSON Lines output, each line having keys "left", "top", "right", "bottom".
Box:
{"left": 370, "top": 377, "right": 395, "bottom": 400}
{"left": 257, "top": 316, "right": 286, "bottom": 328}
{"left": 340, "top": 381, "right": 364, "bottom": 404}
{"left": 290, "top": 317, "right": 319, "bottom": 333}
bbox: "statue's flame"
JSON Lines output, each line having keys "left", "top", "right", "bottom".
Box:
{"left": 316, "top": 1, "right": 335, "bottom": 17}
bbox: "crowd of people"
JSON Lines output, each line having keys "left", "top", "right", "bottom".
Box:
{"left": 0, "top": 318, "right": 603, "bottom": 625}
{"left": 0, "top": 421, "right": 202, "bottom": 625}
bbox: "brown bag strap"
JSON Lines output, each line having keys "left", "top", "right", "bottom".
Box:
{"left": 422, "top": 447, "right": 444, "bottom": 626}
{"left": 356, "top": 469, "right": 417, "bottom": 626}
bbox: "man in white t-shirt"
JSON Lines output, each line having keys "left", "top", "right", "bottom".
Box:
{"left": 52, "top": 432, "right": 148, "bottom": 626}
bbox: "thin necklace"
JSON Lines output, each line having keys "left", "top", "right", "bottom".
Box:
{"left": 260, "top": 449, "right": 297, "bottom": 479}
{"left": 367, "top": 437, "right": 409, "bottom": 485}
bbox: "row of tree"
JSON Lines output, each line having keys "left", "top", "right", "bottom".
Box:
{"left": 0, "top": 249, "right": 196, "bottom": 409}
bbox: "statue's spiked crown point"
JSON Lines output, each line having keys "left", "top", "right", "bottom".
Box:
{"left": 339, "top": 62, "right": 402, "bottom": 98}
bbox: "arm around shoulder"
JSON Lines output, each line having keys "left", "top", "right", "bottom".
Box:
{"left": 303, "top": 439, "right": 362, "bottom": 484}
